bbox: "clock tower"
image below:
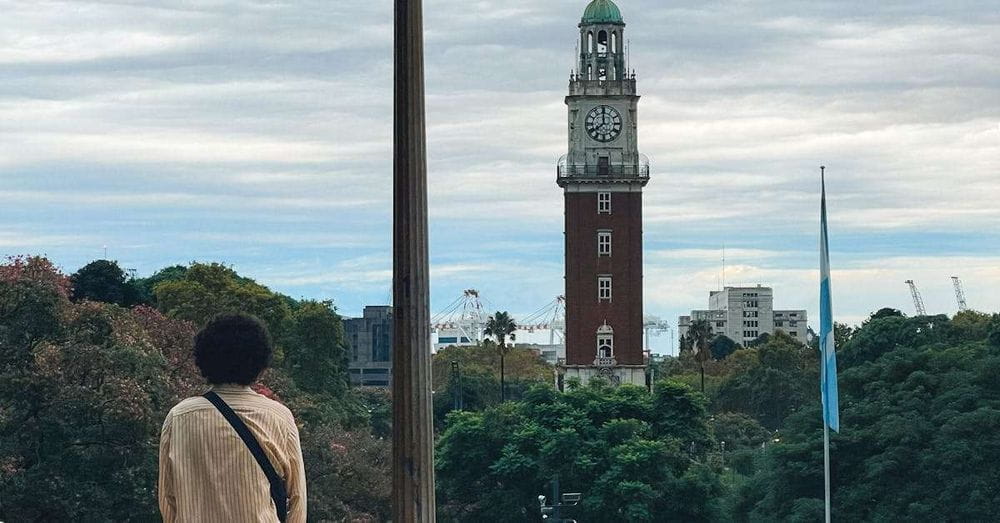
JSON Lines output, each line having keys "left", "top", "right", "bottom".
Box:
{"left": 557, "top": 0, "right": 648, "bottom": 388}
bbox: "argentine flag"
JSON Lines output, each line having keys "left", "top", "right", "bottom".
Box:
{"left": 819, "top": 170, "right": 840, "bottom": 432}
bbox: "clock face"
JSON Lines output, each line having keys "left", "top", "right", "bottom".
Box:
{"left": 585, "top": 105, "right": 623, "bottom": 143}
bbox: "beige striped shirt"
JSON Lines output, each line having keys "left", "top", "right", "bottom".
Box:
{"left": 158, "top": 385, "right": 307, "bottom": 522}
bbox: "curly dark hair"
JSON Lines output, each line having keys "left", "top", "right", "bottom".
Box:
{"left": 194, "top": 314, "right": 273, "bottom": 385}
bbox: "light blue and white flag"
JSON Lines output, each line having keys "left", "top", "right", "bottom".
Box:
{"left": 819, "top": 169, "right": 840, "bottom": 432}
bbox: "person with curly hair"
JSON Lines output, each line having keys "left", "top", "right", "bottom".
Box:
{"left": 158, "top": 314, "right": 306, "bottom": 522}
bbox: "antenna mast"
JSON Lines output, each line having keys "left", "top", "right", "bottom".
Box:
{"left": 905, "top": 280, "right": 927, "bottom": 316}
{"left": 952, "top": 276, "right": 968, "bottom": 312}
{"left": 722, "top": 243, "right": 726, "bottom": 289}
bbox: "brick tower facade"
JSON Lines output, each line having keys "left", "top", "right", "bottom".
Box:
{"left": 557, "top": 0, "right": 648, "bottom": 388}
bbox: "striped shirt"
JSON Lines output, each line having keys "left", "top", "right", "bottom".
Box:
{"left": 158, "top": 384, "right": 307, "bottom": 522}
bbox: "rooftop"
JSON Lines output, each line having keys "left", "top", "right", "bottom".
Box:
{"left": 581, "top": 0, "right": 624, "bottom": 25}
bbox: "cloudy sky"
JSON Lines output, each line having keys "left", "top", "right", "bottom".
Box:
{"left": 2, "top": 0, "right": 998, "bottom": 354}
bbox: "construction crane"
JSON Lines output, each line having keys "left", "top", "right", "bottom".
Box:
{"left": 643, "top": 316, "right": 671, "bottom": 353}
{"left": 517, "top": 295, "right": 566, "bottom": 345}
{"left": 905, "top": 280, "right": 927, "bottom": 316}
{"left": 952, "top": 276, "right": 968, "bottom": 312}
{"left": 431, "top": 289, "right": 487, "bottom": 347}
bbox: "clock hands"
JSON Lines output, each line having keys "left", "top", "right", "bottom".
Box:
{"left": 586, "top": 105, "right": 621, "bottom": 142}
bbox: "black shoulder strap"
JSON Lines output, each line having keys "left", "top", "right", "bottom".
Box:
{"left": 203, "top": 390, "right": 288, "bottom": 522}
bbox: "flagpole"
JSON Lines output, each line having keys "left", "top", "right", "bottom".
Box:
{"left": 820, "top": 165, "right": 831, "bottom": 523}
{"left": 824, "top": 420, "right": 831, "bottom": 523}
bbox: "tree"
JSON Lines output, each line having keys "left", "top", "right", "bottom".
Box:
{"left": 484, "top": 311, "right": 517, "bottom": 402}
{"left": 432, "top": 344, "right": 553, "bottom": 427}
{"left": 70, "top": 259, "right": 128, "bottom": 305}
{"left": 868, "top": 307, "right": 904, "bottom": 321}
{"left": 0, "top": 258, "right": 384, "bottom": 520}
{"left": 131, "top": 265, "right": 188, "bottom": 306}
{"left": 436, "top": 380, "right": 723, "bottom": 521}
{"left": 714, "top": 331, "right": 817, "bottom": 430}
{"left": 710, "top": 334, "right": 739, "bottom": 361}
{"left": 735, "top": 311, "right": 1000, "bottom": 521}
{"left": 687, "top": 319, "right": 713, "bottom": 392}
{"left": 0, "top": 272, "right": 188, "bottom": 520}
{"left": 284, "top": 300, "right": 348, "bottom": 398}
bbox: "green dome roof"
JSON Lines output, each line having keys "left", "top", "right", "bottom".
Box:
{"left": 581, "top": 0, "right": 624, "bottom": 24}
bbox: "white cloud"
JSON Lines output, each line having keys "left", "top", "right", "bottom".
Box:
{"left": 0, "top": 0, "right": 997, "bottom": 346}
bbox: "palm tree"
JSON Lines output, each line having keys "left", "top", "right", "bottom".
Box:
{"left": 484, "top": 311, "right": 517, "bottom": 402}
{"left": 687, "top": 319, "right": 714, "bottom": 392}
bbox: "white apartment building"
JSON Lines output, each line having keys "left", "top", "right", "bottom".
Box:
{"left": 678, "top": 285, "right": 809, "bottom": 347}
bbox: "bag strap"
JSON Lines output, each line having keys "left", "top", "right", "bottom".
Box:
{"left": 203, "top": 390, "right": 288, "bottom": 522}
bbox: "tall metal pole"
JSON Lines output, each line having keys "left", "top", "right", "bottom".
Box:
{"left": 824, "top": 421, "right": 831, "bottom": 523}
{"left": 820, "top": 165, "right": 831, "bottom": 523}
{"left": 393, "top": 0, "right": 436, "bottom": 520}
{"left": 451, "top": 360, "right": 463, "bottom": 410}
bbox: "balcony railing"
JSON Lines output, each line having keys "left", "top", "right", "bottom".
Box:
{"left": 558, "top": 164, "right": 649, "bottom": 178}
{"left": 557, "top": 155, "right": 650, "bottom": 184}
{"left": 595, "top": 357, "right": 617, "bottom": 367}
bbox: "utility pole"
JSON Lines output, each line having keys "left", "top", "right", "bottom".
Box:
{"left": 392, "top": 0, "right": 436, "bottom": 519}
{"left": 451, "top": 360, "right": 463, "bottom": 410}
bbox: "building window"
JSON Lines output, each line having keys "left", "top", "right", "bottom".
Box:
{"left": 790, "top": 331, "right": 798, "bottom": 337}
{"left": 598, "top": 275, "right": 612, "bottom": 302}
{"left": 716, "top": 321, "right": 724, "bottom": 328}
{"left": 775, "top": 321, "right": 784, "bottom": 327}
{"left": 598, "top": 230, "right": 612, "bottom": 256}
{"left": 597, "top": 324, "right": 614, "bottom": 358}
{"left": 598, "top": 192, "right": 611, "bottom": 214}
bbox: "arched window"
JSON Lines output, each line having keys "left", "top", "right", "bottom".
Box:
{"left": 587, "top": 32, "right": 594, "bottom": 53}
{"left": 597, "top": 30, "right": 608, "bottom": 54}
{"left": 610, "top": 64, "right": 616, "bottom": 81}
{"left": 588, "top": 64, "right": 593, "bottom": 80}
{"left": 597, "top": 323, "right": 614, "bottom": 358}
{"left": 611, "top": 32, "right": 617, "bottom": 54}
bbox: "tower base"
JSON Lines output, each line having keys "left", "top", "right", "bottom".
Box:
{"left": 557, "top": 364, "right": 647, "bottom": 390}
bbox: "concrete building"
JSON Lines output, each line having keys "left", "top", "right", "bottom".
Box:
{"left": 556, "top": 0, "right": 649, "bottom": 389}
{"left": 345, "top": 306, "right": 393, "bottom": 387}
{"left": 521, "top": 343, "right": 566, "bottom": 366}
{"left": 678, "top": 286, "right": 809, "bottom": 346}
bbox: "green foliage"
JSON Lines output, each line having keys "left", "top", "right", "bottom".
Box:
{"left": 131, "top": 265, "right": 188, "bottom": 306}
{"left": 432, "top": 344, "right": 554, "bottom": 427}
{"left": 0, "top": 256, "right": 70, "bottom": 367}
{"left": 301, "top": 423, "right": 390, "bottom": 522}
{"left": 436, "top": 380, "right": 724, "bottom": 521}
{"left": 736, "top": 311, "right": 1000, "bottom": 520}
{"left": 71, "top": 259, "right": 130, "bottom": 305}
{"left": 284, "top": 300, "right": 348, "bottom": 397}
{"left": 0, "top": 282, "right": 185, "bottom": 520}
{"left": 154, "top": 263, "right": 293, "bottom": 335}
{"left": 869, "top": 307, "right": 904, "bottom": 321}
{"left": 711, "top": 332, "right": 818, "bottom": 430}
{"left": 710, "top": 335, "right": 739, "bottom": 360}
{"left": 0, "top": 257, "right": 386, "bottom": 521}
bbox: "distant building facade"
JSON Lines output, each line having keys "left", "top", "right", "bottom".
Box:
{"left": 678, "top": 286, "right": 808, "bottom": 346}
{"left": 523, "top": 343, "right": 566, "bottom": 366}
{"left": 345, "top": 306, "right": 393, "bottom": 387}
